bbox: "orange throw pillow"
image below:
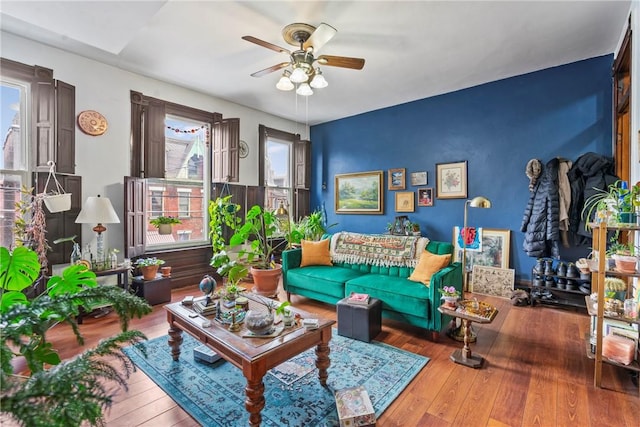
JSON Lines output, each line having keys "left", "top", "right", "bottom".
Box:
{"left": 300, "top": 239, "right": 333, "bottom": 267}
{"left": 408, "top": 250, "right": 451, "bottom": 285}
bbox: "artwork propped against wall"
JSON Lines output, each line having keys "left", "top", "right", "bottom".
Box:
{"left": 471, "top": 265, "right": 515, "bottom": 298}
{"left": 452, "top": 228, "right": 511, "bottom": 273}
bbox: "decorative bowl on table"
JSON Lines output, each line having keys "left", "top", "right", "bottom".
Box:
{"left": 244, "top": 309, "right": 275, "bottom": 335}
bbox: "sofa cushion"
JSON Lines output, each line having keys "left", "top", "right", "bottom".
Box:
{"left": 300, "top": 239, "right": 332, "bottom": 267}
{"left": 286, "top": 266, "right": 367, "bottom": 299}
{"left": 345, "top": 274, "right": 432, "bottom": 318}
{"left": 408, "top": 250, "right": 451, "bottom": 285}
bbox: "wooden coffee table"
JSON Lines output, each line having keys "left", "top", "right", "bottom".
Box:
{"left": 165, "top": 300, "right": 335, "bottom": 426}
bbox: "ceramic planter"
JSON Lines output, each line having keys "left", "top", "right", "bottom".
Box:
{"left": 250, "top": 264, "right": 282, "bottom": 297}
{"left": 158, "top": 224, "right": 172, "bottom": 235}
{"left": 612, "top": 254, "right": 637, "bottom": 273}
{"left": 140, "top": 265, "right": 160, "bottom": 280}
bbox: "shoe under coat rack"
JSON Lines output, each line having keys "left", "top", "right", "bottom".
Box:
{"left": 528, "top": 258, "right": 592, "bottom": 309}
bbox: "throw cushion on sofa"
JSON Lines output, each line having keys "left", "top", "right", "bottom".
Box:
{"left": 408, "top": 250, "right": 451, "bottom": 285}
{"left": 300, "top": 239, "right": 333, "bottom": 267}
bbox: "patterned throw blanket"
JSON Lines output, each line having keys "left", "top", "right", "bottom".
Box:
{"left": 330, "top": 232, "right": 430, "bottom": 268}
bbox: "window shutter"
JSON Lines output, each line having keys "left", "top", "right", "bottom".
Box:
{"left": 295, "top": 139, "right": 310, "bottom": 189}
{"left": 55, "top": 80, "right": 75, "bottom": 174}
{"left": 32, "top": 66, "right": 55, "bottom": 171}
{"left": 125, "top": 176, "right": 147, "bottom": 258}
{"left": 212, "top": 118, "right": 240, "bottom": 183}
{"left": 144, "top": 99, "right": 166, "bottom": 178}
{"left": 130, "top": 91, "right": 147, "bottom": 177}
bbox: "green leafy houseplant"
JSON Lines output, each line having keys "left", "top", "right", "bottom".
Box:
{"left": 287, "top": 208, "right": 337, "bottom": 246}
{"left": 208, "top": 195, "right": 248, "bottom": 288}
{"left": 149, "top": 216, "right": 181, "bottom": 227}
{"left": 582, "top": 180, "right": 640, "bottom": 227}
{"left": 134, "top": 257, "right": 165, "bottom": 267}
{"left": 0, "top": 245, "right": 152, "bottom": 427}
{"left": 229, "top": 205, "right": 285, "bottom": 270}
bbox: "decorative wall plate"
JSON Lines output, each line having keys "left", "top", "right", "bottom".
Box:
{"left": 239, "top": 140, "right": 249, "bottom": 158}
{"left": 77, "top": 110, "right": 108, "bottom": 136}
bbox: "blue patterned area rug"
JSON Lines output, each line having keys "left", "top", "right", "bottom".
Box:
{"left": 123, "top": 330, "right": 428, "bottom": 426}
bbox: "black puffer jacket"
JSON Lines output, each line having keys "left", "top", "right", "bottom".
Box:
{"left": 567, "top": 152, "right": 618, "bottom": 243}
{"left": 521, "top": 158, "right": 560, "bottom": 258}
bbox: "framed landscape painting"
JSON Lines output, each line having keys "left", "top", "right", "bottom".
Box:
{"left": 436, "top": 161, "right": 467, "bottom": 199}
{"left": 335, "top": 170, "right": 384, "bottom": 214}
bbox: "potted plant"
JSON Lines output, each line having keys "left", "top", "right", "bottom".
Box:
{"left": 149, "top": 216, "right": 181, "bottom": 235}
{"left": 0, "top": 245, "right": 152, "bottom": 426}
{"left": 229, "top": 205, "right": 287, "bottom": 297}
{"left": 286, "top": 208, "right": 337, "bottom": 247}
{"left": 275, "top": 300, "right": 295, "bottom": 327}
{"left": 135, "top": 257, "right": 165, "bottom": 280}
{"left": 583, "top": 180, "right": 638, "bottom": 227}
{"left": 438, "top": 285, "right": 461, "bottom": 308}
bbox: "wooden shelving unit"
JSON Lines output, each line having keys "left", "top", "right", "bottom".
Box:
{"left": 589, "top": 222, "right": 639, "bottom": 395}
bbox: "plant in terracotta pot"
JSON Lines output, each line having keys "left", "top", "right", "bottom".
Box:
{"left": 229, "top": 205, "right": 287, "bottom": 297}
{"left": 150, "top": 216, "right": 181, "bottom": 235}
{"left": 135, "top": 257, "right": 165, "bottom": 280}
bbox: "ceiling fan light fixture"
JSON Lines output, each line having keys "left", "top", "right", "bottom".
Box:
{"left": 310, "top": 69, "right": 328, "bottom": 89}
{"left": 276, "top": 70, "right": 294, "bottom": 91}
{"left": 290, "top": 66, "right": 309, "bottom": 83}
{"left": 296, "top": 82, "right": 313, "bottom": 96}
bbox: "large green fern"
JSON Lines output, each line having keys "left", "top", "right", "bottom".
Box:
{"left": 0, "top": 246, "right": 152, "bottom": 426}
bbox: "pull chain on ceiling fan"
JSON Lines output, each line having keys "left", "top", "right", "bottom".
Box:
{"left": 242, "top": 22, "right": 365, "bottom": 96}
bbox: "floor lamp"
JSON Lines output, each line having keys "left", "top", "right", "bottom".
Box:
{"left": 449, "top": 196, "right": 491, "bottom": 342}
{"left": 76, "top": 195, "right": 120, "bottom": 270}
{"left": 462, "top": 196, "right": 492, "bottom": 292}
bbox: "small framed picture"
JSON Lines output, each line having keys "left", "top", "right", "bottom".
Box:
{"left": 417, "top": 187, "right": 433, "bottom": 207}
{"left": 436, "top": 161, "right": 468, "bottom": 199}
{"left": 388, "top": 168, "right": 406, "bottom": 190}
{"left": 410, "top": 171, "right": 427, "bottom": 186}
{"left": 395, "top": 191, "right": 414, "bottom": 212}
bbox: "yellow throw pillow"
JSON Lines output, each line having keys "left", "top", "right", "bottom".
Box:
{"left": 408, "top": 250, "right": 451, "bottom": 285}
{"left": 300, "top": 239, "right": 333, "bottom": 267}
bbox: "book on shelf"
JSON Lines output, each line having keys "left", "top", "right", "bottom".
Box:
{"left": 347, "top": 292, "right": 370, "bottom": 305}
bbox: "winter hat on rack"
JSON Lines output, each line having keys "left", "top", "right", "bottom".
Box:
{"left": 525, "top": 159, "right": 542, "bottom": 191}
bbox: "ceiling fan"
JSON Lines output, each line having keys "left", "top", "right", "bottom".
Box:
{"left": 242, "top": 23, "right": 365, "bottom": 95}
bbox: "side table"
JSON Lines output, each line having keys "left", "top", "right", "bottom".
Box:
{"left": 438, "top": 301, "right": 498, "bottom": 368}
{"left": 337, "top": 297, "right": 382, "bottom": 342}
{"left": 131, "top": 274, "right": 172, "bottom": 305}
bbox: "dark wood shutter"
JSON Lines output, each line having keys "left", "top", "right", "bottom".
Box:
{"left": 212, "top": 118, "right": 240, "bottom": 183}
{"left": 55, "top": 80, "right": 75, "bottom": 174}
{"left": 130, "top": 91, "right": 147, "bottom": 177}
{"left": 32, "top": 66, "right": 55, "bottom": 170}
{"left": 124, "top": 176, "right": 147, "bottom": 258}
{"left": 295, "top": 139, "right": 310, "bottom": 189}
{"left": 294, "top": 188, "right": 310, "bottom": 221}
{"left": 144, "top": 99, "right": 166, "bottom": 178}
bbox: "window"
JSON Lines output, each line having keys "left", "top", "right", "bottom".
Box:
{"left": 0, "top": 79, "right": 28, "bottom": 249}
{"left": 145, "top": 115, "right": 209, "bottom": 248}
{"left": 264, "top": 137, "right": 292, "bottom": 210}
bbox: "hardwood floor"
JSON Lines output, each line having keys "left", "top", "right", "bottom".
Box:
{"left": 42, "top": 286, "right": 639, "bottom": 427}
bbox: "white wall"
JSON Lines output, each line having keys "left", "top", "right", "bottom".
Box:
{"left": 1, "top": 32, "right": 307, "bottom": 254}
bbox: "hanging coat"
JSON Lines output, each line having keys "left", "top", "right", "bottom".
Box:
{"left": 520, "top": 158, "right": 560, "bottom": 258}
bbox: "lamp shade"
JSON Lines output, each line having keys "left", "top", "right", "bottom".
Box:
{"left": 75, "top": 195, "right": 120, "bottom": 224}
{"left": 296, "top": 82, "right": 313, "bottom": 96}
{"left": 468, "top": 196, "right": 491, "bottom": 209}
{"left": 310, "top": 71, "right": 328, "bottom": 88}
{"left": 289, "top": 67, "right": 308, "bottom": 83}
{"left": 276, "top": 71, "right": 294, "bottom": 91}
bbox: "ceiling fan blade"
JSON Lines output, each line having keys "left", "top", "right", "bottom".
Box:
{"left": 303, "top": 23, "right": 337, "bottom": 52}
{"left": 250, "top": 62, "right": 290, "bottom": 77}
{"left": 316, "top": 55, "right": 365, "bottom": 70}
{"left": 242, "top": 36, "right": 291, "bottom": 55}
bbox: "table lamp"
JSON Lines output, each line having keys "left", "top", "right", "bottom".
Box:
{"left": 462, "top": 196, "right": 492, "bottom": 291}
{"left": 76, "top": 195, "right": 120, "bottom": 269}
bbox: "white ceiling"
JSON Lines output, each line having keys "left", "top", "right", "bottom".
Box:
{"left": 0, "top": 1, "right": 631, "bottom": 125}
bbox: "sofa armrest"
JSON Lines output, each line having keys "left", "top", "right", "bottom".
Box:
{"left": 282, "top": 248, "right": 302, "bottom": 291}
{"left": 428, "top": 261, "right": 463, "bottom": 331}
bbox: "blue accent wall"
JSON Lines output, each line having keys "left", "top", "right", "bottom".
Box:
{"left": 310, "top": 55, "right": 613, "bottom": 282}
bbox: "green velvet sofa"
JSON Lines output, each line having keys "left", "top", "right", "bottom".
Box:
{"left": 281, "top": 238, "right": 462, "bottom": 340}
